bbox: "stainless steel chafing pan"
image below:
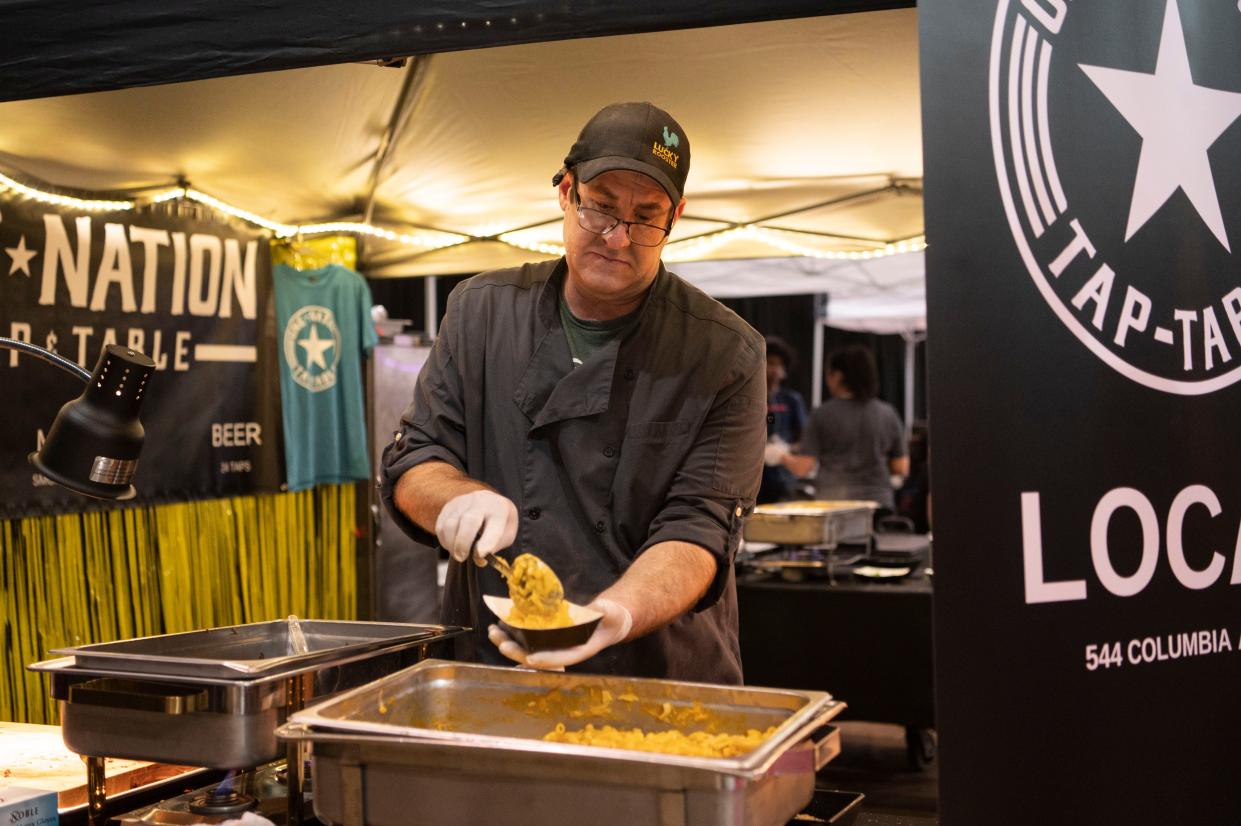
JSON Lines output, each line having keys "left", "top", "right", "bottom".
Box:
{"left": 743, "top": 500, "right": 878, "bottom": 547}
{"left": 49, "top": 619, "right": 445, "bottom": 679}
{"left": 279, "top": 659, "right": 846, "bottom": 826}
{"left": 29, "top": 621, "right": 465, "bottom": 768}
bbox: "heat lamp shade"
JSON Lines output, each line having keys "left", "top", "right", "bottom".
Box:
{"left": 29, "top": 344, "right": 156, "bottom": 500}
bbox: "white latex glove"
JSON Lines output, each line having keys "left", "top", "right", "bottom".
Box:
{"left": 487, "top": 597, "right": 634, "bottom": 670}
{"left": 435, "top": 490, "right": 519, "bottom": 564}
{"left": 763, "top": 438, "right": 790, "bottom": 467}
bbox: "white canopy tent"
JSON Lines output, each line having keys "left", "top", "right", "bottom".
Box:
{"left": 0, "top": 9, "right": 923, "bottom": 334}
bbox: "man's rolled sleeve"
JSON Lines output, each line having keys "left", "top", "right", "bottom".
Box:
{"left": 639, "top": 340, "right": 767, "bottom": 610}
{"left": 379, "top": 317, "right": 468, "bottom": 546}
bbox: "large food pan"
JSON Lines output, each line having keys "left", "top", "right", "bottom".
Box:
{"left": 743, "top": 500, "right": 878, "bottom": 547}
{"left": 29, "top": 622, "right": 465, "bottom": 768}
{"left": 50, "top": 620, "right": 446, "bottom": 679}
{"left": 279, "top": 659, "right": 845, "bottom": 826}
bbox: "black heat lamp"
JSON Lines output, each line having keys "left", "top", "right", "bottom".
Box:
{"left": 1, "top": 338, "right": 156, "bottom": 500}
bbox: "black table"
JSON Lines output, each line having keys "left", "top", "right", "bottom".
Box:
{"left": 736, "top": 561, "right": 935, "bottom": 766}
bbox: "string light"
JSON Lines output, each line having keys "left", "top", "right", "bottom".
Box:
{"left": 290, "top": 221, "right": 467, "bottom": 250}
{"left": 3, "top": 173, "right": 926, "bottom": 263}
{"left": 182, "top": 188, "right": 295, "bottom": 235}
{"left": 148, "top": 187, "right": 187, "bottom": 204}
{"left": 145, "top": 189, "right": 467, "bottom": 251}
{"left": 497, "top": 230, "right": 565, "bottom": 257}
{"left": 664, "top": 225, "right": 926, "bottom": 262}
{"left": 0, "top": 170, "right": 133, "bottom": 211}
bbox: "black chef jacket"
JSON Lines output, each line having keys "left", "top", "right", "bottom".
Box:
{"left": 380, "top": 258, "right": 766, "bottom": 683}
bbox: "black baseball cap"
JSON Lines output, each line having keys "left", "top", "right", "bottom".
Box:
{"left": 553, "top": 102, "right": 690, "bottom": 206}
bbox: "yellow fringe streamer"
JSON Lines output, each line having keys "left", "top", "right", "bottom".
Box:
{"left": 0, "top": 484, "right": 358, "bottom": 724}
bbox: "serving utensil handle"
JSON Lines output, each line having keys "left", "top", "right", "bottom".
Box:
{"left": 487, "top": 554, "right": 513, "bottom": 578}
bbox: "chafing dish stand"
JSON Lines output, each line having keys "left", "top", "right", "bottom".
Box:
{"left": 29, "top": 620, "right": 465, "bottom": 826}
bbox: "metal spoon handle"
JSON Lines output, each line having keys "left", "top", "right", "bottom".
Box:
{"left": 487, "top": 554, "right": 513, "bottom": 579}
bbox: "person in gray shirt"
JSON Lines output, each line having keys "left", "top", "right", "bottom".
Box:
{"left": 381, "top": 102, "right": 766, "bottom": 683}
{"left": 769, "top": 346, "right": 908, "bottom": 510}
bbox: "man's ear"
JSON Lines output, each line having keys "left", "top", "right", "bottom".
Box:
{"left": 670, "top": 197, "right": 687, "bottom": 228}
{"left": 557, "top": 172, "right": 574, "bottom": 211}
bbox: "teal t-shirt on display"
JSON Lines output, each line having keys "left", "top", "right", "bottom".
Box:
{"left": 274, "top": 263, "right": 379, "bottom": 491}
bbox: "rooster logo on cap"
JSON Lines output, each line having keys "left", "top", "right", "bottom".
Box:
{"left": 662, "top": 126, "right": 680, "bottom": 149}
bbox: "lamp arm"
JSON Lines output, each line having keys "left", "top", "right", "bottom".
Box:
{"left": 0, "top": 337, "right": 91, "bottom": 383}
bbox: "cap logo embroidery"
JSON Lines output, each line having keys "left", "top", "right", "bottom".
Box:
{"left": 661, "top": 127, "right": 680, "bottom": 149}
{"left": 651, "top": 140, "right": 679, "bottom": 169}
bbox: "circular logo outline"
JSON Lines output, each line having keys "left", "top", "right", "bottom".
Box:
{"left": 283, "top": 304, "right": 342, "bottom": 393}
{"left": 988, "top": 0, "right": 1241, "bottom": 396}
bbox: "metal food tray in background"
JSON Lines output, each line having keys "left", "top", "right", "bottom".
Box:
{"left": 743, "top": 500, "right": 878, "bottom": 548}
{"left": 280, "top": 659, "right": 846, "bottom": 826}
{"left": 29, "top": 622, "right": 465, "bottom": 768}
{"left": 50, "top": 620, "right": 444, "bottom": 679}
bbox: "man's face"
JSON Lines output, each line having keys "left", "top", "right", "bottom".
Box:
{"left": 558, "top": 169, "right": 685, "bottom": 314}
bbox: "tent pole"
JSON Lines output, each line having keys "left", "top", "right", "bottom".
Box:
{"left": 812, "top": 295, "right": 827, "bottom": 408}
{"left": 424, "top": 276, "right": 438, "bottom": 340}
{"left": 901, "top": 330, "right": 926, "bottom": 433}
{"left": 904, "top": 332, "right": 915, "bottom": 433}
{"left": 363, "top": 57, "right": 427, "bottom": 226}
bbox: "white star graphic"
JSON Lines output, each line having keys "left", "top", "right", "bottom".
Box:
{"left": 1080, "top": 0, "right": 1241, "bottom": 251}
{"left": 5, "top": 234, "right": 37, "bottom": 277}
{"left": 297, "top": 324, "right": 335, "bottom": 370}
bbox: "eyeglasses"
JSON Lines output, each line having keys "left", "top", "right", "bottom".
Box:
{"left": 571, "top": 180, "right": 671, "bottom": 247}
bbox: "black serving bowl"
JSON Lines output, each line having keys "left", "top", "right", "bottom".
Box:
{"left": 482, "top": 595, "right": 602, "bottom": 653}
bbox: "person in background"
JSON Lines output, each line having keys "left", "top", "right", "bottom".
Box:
{"left": 768, "top": 345, "right": 908, "bottom": 514}
{"left": 896, "top": 420, "right": 930, "bottom": 533}
{"left": 758, "top": 336, "right": 807, "bottom": 504}
{"left": 380, "top": 102, "right": 766, "bottom": 683}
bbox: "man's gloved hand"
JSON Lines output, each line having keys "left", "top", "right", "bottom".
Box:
{"left": 763, "top": 438, "right": 790, "bottom": 467}
{"left": 435, "top": 490, "right": 519, "bottom": 564}
{"left": 487, "top": 597, "right": 634, "bottom": 670}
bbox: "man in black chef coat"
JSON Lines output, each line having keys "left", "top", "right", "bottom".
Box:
{"left": 381, "top": 102, "right": 765, "bottom": 683}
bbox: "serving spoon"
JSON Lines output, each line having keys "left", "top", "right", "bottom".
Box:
{"left": 486, "top": 552, "right": 565, "bottom": 616}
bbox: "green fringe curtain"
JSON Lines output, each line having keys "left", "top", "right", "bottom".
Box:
{"left": 0, "top": 484, "right": 358, "bottom": 725}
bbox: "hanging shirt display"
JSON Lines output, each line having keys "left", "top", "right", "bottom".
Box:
{"left": 274, "top": 263, "right": 378, "bottom": 491}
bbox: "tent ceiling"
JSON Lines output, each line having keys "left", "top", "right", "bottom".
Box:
{"left": 0, "top": 8, "right": 924, "bottom": 328}
{"left": 0, "top": 0, "right": 914, "bottom": 102}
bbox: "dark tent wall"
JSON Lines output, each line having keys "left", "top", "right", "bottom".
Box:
{"left": 719, "top": 294, "right": 926, "bottom": 426}
{"left": 719, "top": 294, "right": 819, "bottom": 404}
{"left": 368, "top": 275, "right": 471, "bottom": 336}
{"left": 818, "top": 326, "right": 927, "bottom": 424}
{"left": 0, "top": 0, "right": 914, "bottom": 103}
{"left": 368, "top": 279, "right": 927, "bottom": 428}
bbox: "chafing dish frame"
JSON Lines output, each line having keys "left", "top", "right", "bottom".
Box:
{"left": 278, "top": 659, "right": 846, "bottom": 826}
{"left": 743, "top": 501, "right": 878, "bottom": 548}
{"left": 29, "top": 621, "right": 465, "bottom": 826}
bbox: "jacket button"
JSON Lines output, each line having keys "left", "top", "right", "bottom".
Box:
{"left": 594, "top": 520, "right": 606, "bottom": 533}
{"left": 527, "top": 507, "right": 541, "bottom": 520}
{"left": 603, "top": 445, "right": 616, "bottom": 458}
{"left": 624, "top": 368, "right": 635, "bottom": 380}
{"left": 392, "top": 431, "right": 401, "bottom": 442}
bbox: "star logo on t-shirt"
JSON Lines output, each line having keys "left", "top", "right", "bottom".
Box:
{"left": 297, "top": 324, "right": 335, "bottom": 370}
{"left": 283, "top": 305, "right": 342, "bottom": 392}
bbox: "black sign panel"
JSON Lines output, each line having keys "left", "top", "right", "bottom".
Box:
{"left": 922, "top": 0, "right": 1241, "bottom": 822}
{"left": 0, "top": 200, "right": 282, "bottom": 517}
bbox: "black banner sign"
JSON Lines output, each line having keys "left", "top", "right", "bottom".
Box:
{"left": 0, "top": 200, "right": 283, "bottom": 517}
{"left": 923, "top": 0, "right": 1241, "bottom": 822}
